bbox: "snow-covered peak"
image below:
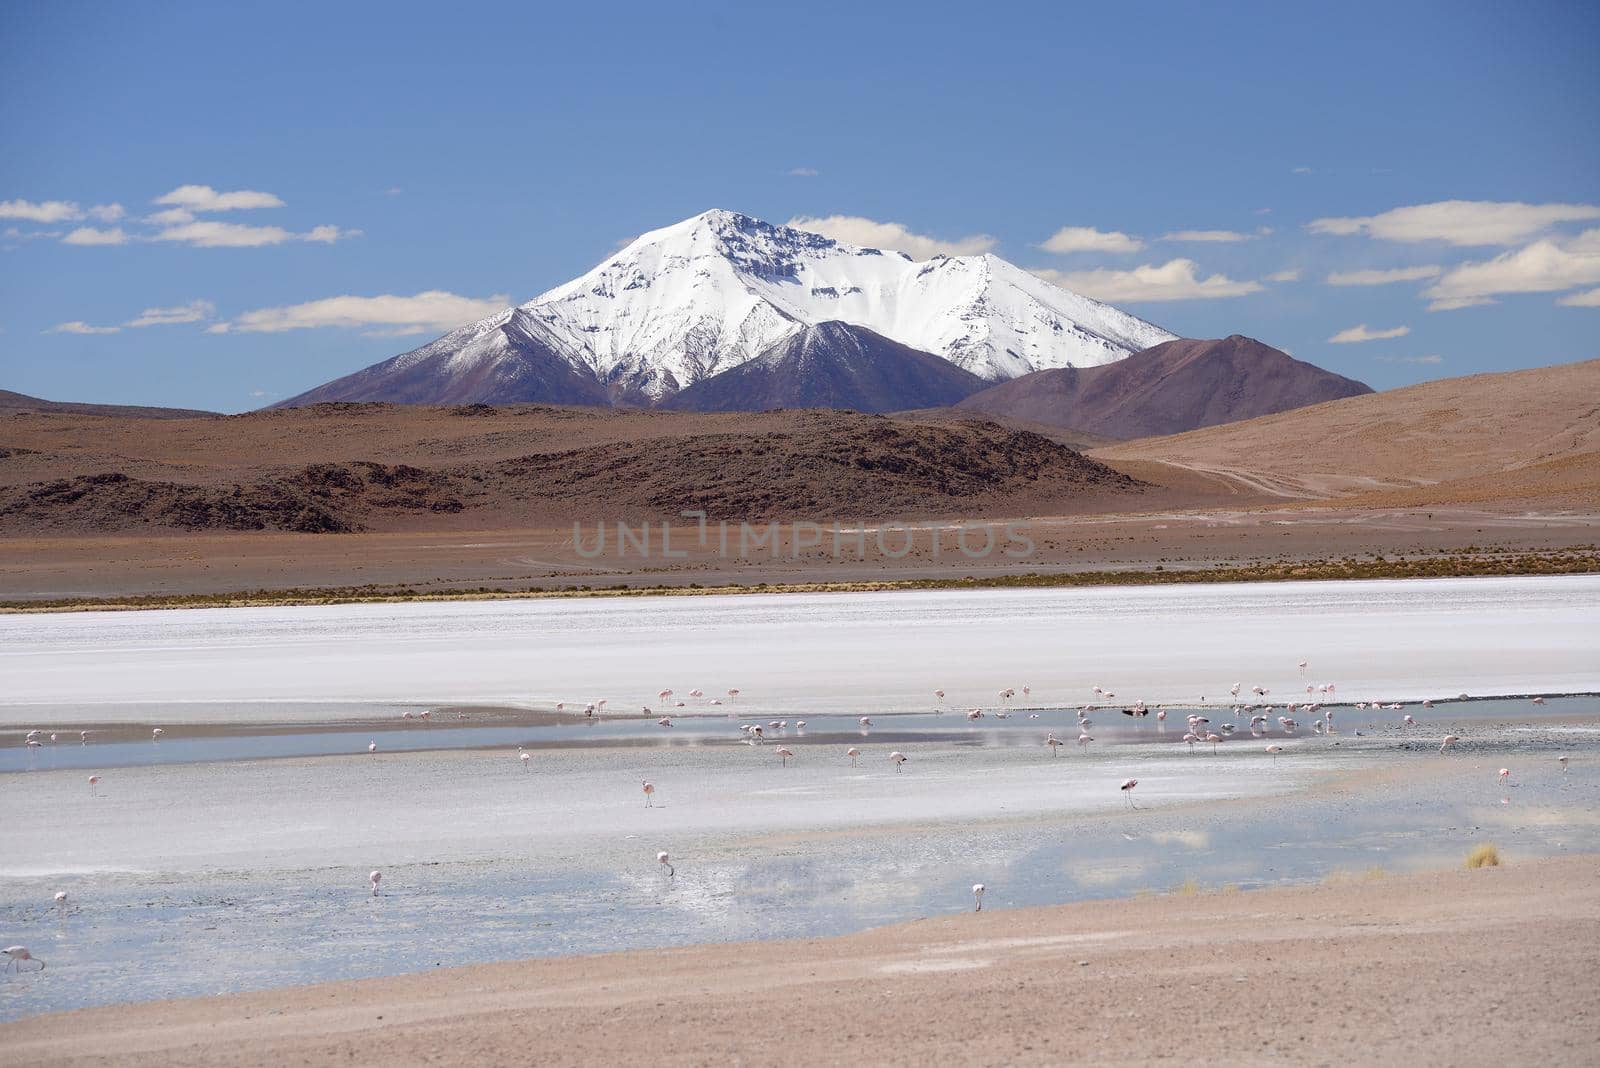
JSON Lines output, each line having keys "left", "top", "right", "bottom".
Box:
{"left": 512, "top": 210, "right": 1173, "bottom": 399}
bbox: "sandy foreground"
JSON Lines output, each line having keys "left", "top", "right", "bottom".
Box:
{"left": 6, "top": 856, "right": 1597, "bottom": 1067}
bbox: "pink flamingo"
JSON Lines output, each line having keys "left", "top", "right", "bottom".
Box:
{"left": 972, "top": 884, "right": 986, "bottom": 911}
{"left": 369, "top": 871, "right": 382, "bottom": 896}
{"left": 519, "top": 749, "right": 531, "bottom": 769}
{"left": 1045, "top": 735, "right": 1062, "bottom": 757}
{"left": 657, "top": 851, "right": 674, "bottom": 877}
{"left": 642, "top": 781, "right": 657, "bottom": 806}
{"left": 1498, "top": 767, "right": 1510, "bottom": 785}
{"left": 368, "top": 740, "right": 377, "bottom": 753}
{"left": 3, "top": 946, "right": 43, "bottom": 972}
{"left": 890, "top": 751, "right": 907, "bottom": 772}
{"left": 1440, "top": 735, "right": 1460, "bottom": 754}
{"left": 775, "top": 747, "right": 795, "bottom": 767}
{"left": 847, "top": 747, "right": 860, "bottom": 765}
{"left": 1120, "top": 779, "right": 1139, "bottom": 808}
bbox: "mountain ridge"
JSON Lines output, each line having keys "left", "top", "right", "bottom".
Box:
{"left": 276, "top": 209, "right": 1175, "bottom": 410}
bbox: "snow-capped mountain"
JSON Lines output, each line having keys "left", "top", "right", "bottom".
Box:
{"left": 277, "top": 209, "right": 1176, "bottom": 409}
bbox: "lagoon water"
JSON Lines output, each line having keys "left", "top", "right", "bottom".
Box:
{"left": 2, "top": 575, "right": 1598, "bottom": 1019}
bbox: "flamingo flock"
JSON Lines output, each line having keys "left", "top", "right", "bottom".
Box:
{"left": 4, "top": 669, "right": 1576, "bottom": 967}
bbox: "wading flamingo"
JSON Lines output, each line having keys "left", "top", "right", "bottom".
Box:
{"left": 3, "top": 947, "right": 43, "bottom": 973}
{"left": 54, "top": 891, "right": 67, "bottom": 918}
{"left": 847, "top": 747, "right": 860, "bottom": 765}
{"left": 642, "top": 781, "right": 657, "bottom": 806}
{"left": 1266, "top": 744, "right": 1284, "bottom": 760}
{"left": 369, "top": 871, "right": 382, "bottom": 896}
{"left": 1440, "top": 735, "right": 1460, "bottom": 754}
{"left": 1046, "top": 735, "right": 1062, "bottom": 757}
{"left": 973, "top": 884, "right": 985, "bottom": 912}
{"left": 520, "top": 749, "right": 531, "bottom": 770}
{"left": 775, "top": 747, "right": 795, "bottom": 767}
{"left": 890, "top": 751, "right": 907, "bottom": 772}
{"left": 657, "top": 851, "right": 675, "bottom": 877}
{"left": 1120, "top": 779, "right": 1139, "bottom": 809}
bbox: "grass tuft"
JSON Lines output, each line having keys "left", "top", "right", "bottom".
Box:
{"left": 1465, "top": 843, "right": 1501, "bottom": 869}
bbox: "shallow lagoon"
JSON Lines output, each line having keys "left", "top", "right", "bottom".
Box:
{"left": 2, "top": 576, "right": 1597, "bottom": 1019}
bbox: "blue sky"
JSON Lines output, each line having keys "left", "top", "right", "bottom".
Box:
{"left": 2, "top": 0, "right": 1597, "bottom": 411}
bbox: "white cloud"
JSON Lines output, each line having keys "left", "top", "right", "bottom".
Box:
{"left": 146, "top": 207, "right": 195, "bottom": 225}
{"left": 786, "top": 214, "right": 997, "bottom": 258}
{"left": 1039, "top": 226, "right": 1144, "bottom": 254}
{"left": 62, "top": 226, "right": 128, "bottom": 246}
{"left": 786, "top": 167, "right": 819, "bottom": 177}
{"left": 302, "top": 224, "right": 361, "bottom": 243}
{"left": 222, "top": 290, "right": 510, "bottom": 334}
{"left": 1264, "top": 268, "right": 1301, "bottom": 282}
{"left": 1423, "top": 229, "right": 1600, "bottom": 310}
{"left": 1328, "top": 323, "right": 1410, "bottom": 344}
{"left": 1160, "top": 229, "right": 1254, "bottom": 243}
{"left": 1325, "top": 265, "right": 1443, "bottom": 286}
{"left": 153, "top": 184, "right": 286, "bottom": 212}
{"left": 47, "top": 320, "right": 120, "bottom": 335}
{"left": 384, "top": 187, "right": 403, "bottom": 196}
{"left": 1557, "top": 287, "right": 1600, "bottom": 307}
{"left": 1375, "top": 354, "right": 1444, "bottom": 364}
{"left": 153, "top": 220, "right": 292, "bottom": 247}
{"left": 151, "top": 221, "right": 357, "bottom": 248}
{"left": 1291, "top": 166, "right": 1313, "bottom": 175}
{"left": 0, "top": 199, "right": 84, "bottom": 223}
{"left": 125, "top": 299, "right": 216, "bottom": 328}
{"left": 1426, "top": 297, "right": 1496, "bottom": 311}
{"left": 1309, "top": 200, "right": 1600, "bottom": 246}
{"left": 3, "top": 226, "right": 61, "bottom": 242}
{"left": 87, "top": 203, "right": 125, "bottom": 222}
{"left": 1034, "top": 259, "right": 1264, "bottom": 302}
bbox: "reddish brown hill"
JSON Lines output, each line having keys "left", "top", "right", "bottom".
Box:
{"left": 957, "top": 335, "right": 1372, "bottom": 439}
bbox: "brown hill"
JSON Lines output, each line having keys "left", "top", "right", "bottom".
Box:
{"left": 957, "top": 335, "right": 1372, "bottom": 438}
{"left": 0, "top": 389, "right": 219, "bottom": 419}
{"left": 1095, "top": 357, "right": 1600, "bottom": 504}
{"left": 662, "top": 322, "right": 988, "bottom": 414}
{"left": 0, "top": 405, "right": 1145, "bottom": 534}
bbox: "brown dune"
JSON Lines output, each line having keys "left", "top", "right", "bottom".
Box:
{"left": 1095, "top": 357, "right": 1600, "bottom": 505}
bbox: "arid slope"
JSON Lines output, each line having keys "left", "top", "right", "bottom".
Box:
{"left": 1095, "top": 357, "right": 1600, "bottom": 504}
